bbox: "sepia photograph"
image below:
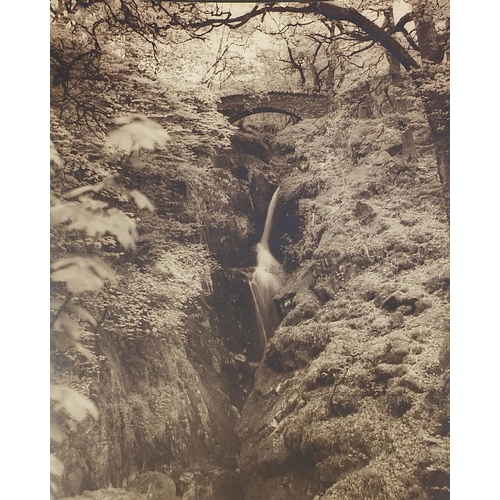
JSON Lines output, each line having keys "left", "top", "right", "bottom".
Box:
{"left": 49, "top": 1, "right": 452, "bottom": 499}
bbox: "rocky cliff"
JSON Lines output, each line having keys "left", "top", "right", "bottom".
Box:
{"left": 236, "top": 110, "right": 449, "bottom": 500}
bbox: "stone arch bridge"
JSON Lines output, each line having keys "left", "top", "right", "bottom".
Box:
{"left": 218, "top": 92, "right": 330, "bottom": 124}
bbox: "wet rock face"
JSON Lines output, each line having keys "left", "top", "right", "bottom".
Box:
{"left": 251, "top": 170, "right": 275, "bottom": 217}
{"left": 211, "top": 269, "right": 263, "bottom": 361}
{"left": 200, "top": 131, "right": 281, "bottom": 268}
{"left": 201, "top": 214, "right": 257, "bottom": 267}
{"left": 54, "top": 291, "right": 242, "bottom": 493}
{"left": 230, "top": 129, "right": 271, "bottom": 163}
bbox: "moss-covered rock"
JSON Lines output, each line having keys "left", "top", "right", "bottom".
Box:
{"left": 237, "top": 105, "right": 449, "bottom": 499}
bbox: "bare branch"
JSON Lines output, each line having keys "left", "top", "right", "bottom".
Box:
{"left": 285, "top": 42, "right": 306, "bottom": 85}
{"left": 192, "top": 2, "right": 419, "bottom": 71}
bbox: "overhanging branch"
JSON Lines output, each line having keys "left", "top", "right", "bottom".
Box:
{"left": 192, "top": 2, "right": 420, "bottom": 71}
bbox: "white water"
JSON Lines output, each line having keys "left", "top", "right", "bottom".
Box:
{"left": 249, "top": 188, "right": 286, "bottom": 350}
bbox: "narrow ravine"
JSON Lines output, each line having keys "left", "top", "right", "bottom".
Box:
{"left": 54, "top": 101, "right": 448, "bottom": 500}
{"left": 50, "top": 113, "right": 278, "bottom": 498}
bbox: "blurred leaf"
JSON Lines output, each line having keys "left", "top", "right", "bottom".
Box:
{"left": 52, "top": 327, "right": 77, "bottom": 352}
{"left": 51, "top": 193, "right": 63, "bottom": 204}
{"left": 67, "top": 419, "right": 78, "bottom": 432}
{"left": 50, "top": 203, "right": 75, "bottom": 225}
{"left": 52, "top": 309, "right": 95, "bottom": 359}
{"left": 85, "top": 256, "right": 118, "bottom": 281}
{"left": 130, "top": 189, "right": 155, "bottom": 211}
{"left": 53, "top": 312, "right": 81, "bottom": 341}
{"left": 75, "top": 343, "right": 95, "bottom": 360}
{"left": 113, "top": 114, "right": 145, "bottom": 125}
{"left": 51, "top": 199, "right": 109, "bottom": 227}
{"left": 65, "top": 176, "right": 121, "bottom": 199}
{"left": 51, "top": 384, "right": 99, "bottom": 421}
{"left": 50, "top": 454, "right": 65, "bottom": 477}
{"left": 52, "top": 261, "right": 104, "bottom": 294}
{"left": 130, "top": 156, "right": 146, "bottom": 168}
{"left": 50, "top": 421, "right": 64, "bottom": 444}
{"left": 52, "top": 201, "right": 137, "bottom": 249}
{"left": 51, "top": 256, "right": 116, "bottom": 294}
{"left": 50, "top": 141, "right": 64, "bottom": 168}
{"left": 65, "top": 183, "right": 104, "bottom": 198}
{"left": 67, "top": 303, "right": 97, "bottom": 327}
{"left": 78, "top": 197, "right": 109, "bottom": 210}
{"left": 96, "top": 209, "right": 138, "bottom": 249}
{"left": 50, "top": 298, "right": 65, "bottom": 310}
{"left": 69, "top": 207, "right": 137, "bottom": 249}
{"left": 105, "top": 115, "right": 170, "bottom": 153}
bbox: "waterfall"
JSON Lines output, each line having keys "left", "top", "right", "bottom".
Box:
{"left": 249, "top": 188, "right": 286, "bottom": 350}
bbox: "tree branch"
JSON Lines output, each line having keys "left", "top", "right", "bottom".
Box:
{"left": 285, "top": 43, "right": 306, "bottom": 84}
{"left": 388, "top": 12, "right": 420, "bottom": 52}
{"left": 192, "top": 2, "right": 420, "bottom": 71}
{"left": 311, "top": 3, "right": 419, "bottom": 70}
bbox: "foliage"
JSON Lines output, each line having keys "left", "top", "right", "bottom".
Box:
{"left": 51, "top": 171, "right": 154, "bottom": 251}
{"left": 51, "top": 1, "right": 228, "bottom": 129}
{"left": 51, "top": 256, "right": 117, "bottom": 296}
{"left": 49, "top": 1, "right": 450, "bottom": 496}
{"left": 252, "top": 6, "right": 395, "bottom": 97}
{"left": 321, "top": 462, "right": 423, "bottom": 500}
{"left": 49, "top": 0, "right": 449, "bottom": 212}
{"left": 49, "top": 23, "right": 240, "bottom": 487}
{"left": 49, "top": 1, "right": 442, "bottom": 104}
{"left": 50, "top": 117, "right": 159, "bottom": 496}
{"left": 105, "top": 115, "right": 171, "bottom": 154}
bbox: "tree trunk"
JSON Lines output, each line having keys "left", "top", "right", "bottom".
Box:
{"left": 413, "top": 7, "right": 445, "bottom": 64}
{"left": 383, "top": 8, "right": 403, "bottom": 86}
{"left": 324, "top": 23, "right": 342, "bottom": 109}
{"left": 422, "top": 95, "right": 450, "bottom": 213}
{"left": 409, "top": 2, "right": 450, "bottom": 217}
{"left": 307, "top": 57, "right": 321, "bottom": 94}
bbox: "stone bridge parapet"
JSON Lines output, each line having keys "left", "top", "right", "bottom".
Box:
{"left": 218, "top": 92, "right": 330, "bottom": 123}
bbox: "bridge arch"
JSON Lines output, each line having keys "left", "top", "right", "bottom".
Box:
{"left": 228, "top": 107, "right": 301, "bottom": 124}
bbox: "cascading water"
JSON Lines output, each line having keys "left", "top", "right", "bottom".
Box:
{"left": 250, "top": 188, "right": 286, "bottom": 351}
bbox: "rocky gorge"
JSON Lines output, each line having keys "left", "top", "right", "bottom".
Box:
{"left": 50, "top": 71, "right": 449, "bottom": 500}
